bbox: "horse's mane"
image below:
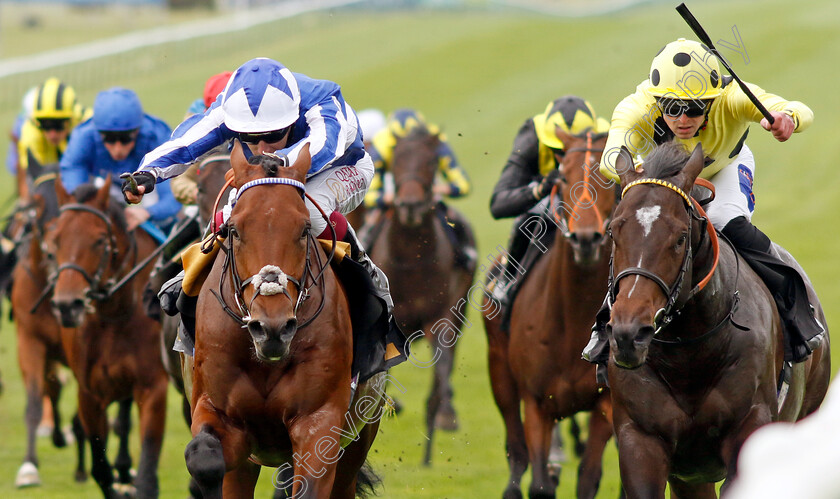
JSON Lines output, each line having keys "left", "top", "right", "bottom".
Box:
{"left": 71, "top": 184, "right": 128, "bottom": 232}
{"left": 404, "top": 125, "right": 433, "bottom": 141}
{"left": 642, "top": 141, "right": 690, "bottom": 180}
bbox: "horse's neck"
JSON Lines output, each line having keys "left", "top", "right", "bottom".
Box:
{"left": 387, "top": 212, "right": 439, "bottom": 252}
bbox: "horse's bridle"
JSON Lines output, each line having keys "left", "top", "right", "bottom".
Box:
{"left": 551, "top": 131, "right": 618, "bottom": 240}
{"left": 44, "top": 203, "right": 137, "bottom": 303}
{"left": 607, "top": 178, "right": 722, "bottom": 337}
{"left": 210, "top": 177, "right": 337, "bottom": 330}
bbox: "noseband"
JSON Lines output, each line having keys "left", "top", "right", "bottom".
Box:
{"left": 211, "top": 177, "right": 336, "bottom": 330}
{"left": 608, "top": 178, "right": 721, "bottom": 337}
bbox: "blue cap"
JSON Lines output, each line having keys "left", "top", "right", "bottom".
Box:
{"left": 93, "top": 87, "right": 143, "bottom": 132}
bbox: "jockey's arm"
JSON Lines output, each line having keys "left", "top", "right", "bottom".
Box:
{"left": 489, "top": 118, "right": 544, "bottom": 219}
{"left": 435, "top": 139, "right": 470, "bottom": 198}
{"left": 732, "top": 82, "right": 813, "bottom": 142}
{"left": 59, "top": 126, "right": 99, "bottom": 194}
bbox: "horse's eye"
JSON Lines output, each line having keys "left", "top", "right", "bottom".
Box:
{"left": 302, "top": 223, "right": 310, "bottom": 239}
{"left": 676, "top": 233, "right": 687, "bottom": 248}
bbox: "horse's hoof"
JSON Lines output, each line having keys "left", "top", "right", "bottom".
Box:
{"left": 36, "top": 423, "right": 54, "bottom": 438}
{"left": 74, "top": 469, "right": 88, "bottom": 483}
{"left": 502, "top": 485, "right": 523, "bottom": 499}
{"left": 111, "top": 482, "right": 137, "bottom": 498}
{"left": 15, "top": 461, "right": 41, "bottom": 488}
{"left": 62, "top": 425, "right": 77, "bottom": 445}
{"left": 434, "top": 409, "right": 459, "bottom": 431}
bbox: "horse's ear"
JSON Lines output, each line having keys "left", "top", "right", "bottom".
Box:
{"left": 678, "top": 143, "right": 705, "bottom": 189}
{"left": 554, "top": 126, "right": 574, "bottom": 153}
{"left": 615, "top": 146, "right": 643, "bottom": 186}
{"left": 291, "top": 143, "right": 311, "bottom": 181}
{"left": 95, "top": 174, "right": 112, "bottom": 210}
{"left": 55, "top": 174, "right": 72, "bottom": 206}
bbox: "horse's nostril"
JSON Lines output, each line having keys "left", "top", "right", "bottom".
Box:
{"left": 247, "top": 320, "right": 266, "bottom": 340}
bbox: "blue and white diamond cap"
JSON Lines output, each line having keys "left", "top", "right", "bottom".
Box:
{"left": 221, "top": 58, "right": 301, "bottom": 133}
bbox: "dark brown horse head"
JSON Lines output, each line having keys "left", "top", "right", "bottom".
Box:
{"left": 392, "top": 126, "right": 439, "bottom": 226}
{"left": 225, "top": 143, "right": 312, "bottom": 362}
{"left": 552, "top": 129, "right": 614, "bottom": 265}
{"left": 607, "top": 142, "right": 705, "bottom": 368}
{"left": 46, "top": 175, "right": 127, "bottom": 327}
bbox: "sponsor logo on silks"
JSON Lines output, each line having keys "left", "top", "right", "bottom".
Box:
{"left": 738, "top": 164, "right": 755, "bottom": 212}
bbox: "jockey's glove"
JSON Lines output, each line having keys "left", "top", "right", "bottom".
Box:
{"left": 120, "top": 171, "right": 156, "bottom": 203}
{"left": 534, "top": 169, "right": 561, "bottom": 200}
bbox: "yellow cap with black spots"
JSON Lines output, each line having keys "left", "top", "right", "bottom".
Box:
{"left": 387, "top": 108, "right": 440, "bottom": 137}
{"left": 32, "top": 77, "right": 78, "bottom": 120}
{"left": 533, "top": 96, "right": 608, "bottom": 151}
{"left": 648, "top": 38, "right": 722, "bottom": 100}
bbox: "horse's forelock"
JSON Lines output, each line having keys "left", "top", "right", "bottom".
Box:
{"left": 642, "top": 142, "right": 691, "bottom": 180}
{"left": 69, "top": 183, "right": 127, "bottom": 232}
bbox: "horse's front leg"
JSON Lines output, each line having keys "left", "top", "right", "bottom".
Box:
{"left": 719, "top": 404, "right": 773, "bottom": 496}
{"left": 135, "top": 377, "right": 168, "bottom": 499}
{"left": 185, "top": 396, "right": 252, "bottom": 499}
{"left": 287, "top": 408, "right": 346, "bottom": 498}
{"left": 614, "top": 419, "right": 670, "bottom": 499}
{"left": 577, "top": 396, "right": 614, "bottom": 499}
{"left": 77, "top": 389, "right": 117, "bottom": 498}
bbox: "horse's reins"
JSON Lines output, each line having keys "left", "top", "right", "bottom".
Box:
{"left": 209, "top": 176, "right": 337, "bottom": 330}
{"left": 608, "top": 178, "right": 737, "bottom": 340}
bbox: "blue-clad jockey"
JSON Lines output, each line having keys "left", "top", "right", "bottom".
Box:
{"left": 60, "top": 87, "right": 180, "bottom": 240}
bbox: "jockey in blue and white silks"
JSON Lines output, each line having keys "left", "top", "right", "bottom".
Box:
{"left": 136, "top": 58, "right": 371, "bottom": 239}
{"left": 125, "top": 57, "right": 392, "bottom": 312}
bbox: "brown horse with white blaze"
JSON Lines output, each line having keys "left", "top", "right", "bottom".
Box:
{"left": 45, "top": 177, "right": 168, "bottom": 498}
{"left": 184, "top": 145, "right": 385, "bottom": 498}
{"left": 487, "top": 131, "right": 618, "bottom": 499}
{"left": 606, "top": 143, "right": 830, "bottom": 498}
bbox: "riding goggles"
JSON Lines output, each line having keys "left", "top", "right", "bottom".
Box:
{"left": 100, "top": 130, "right": 138, "bottom": 145}
{"left": 658, "top": 98, "right": 711, "bottom": 118}
{"left": 37, "top": 118, "right": 70, "bottom": 131}
{"left": 238, "top": 127, "right": 289, "bottom": 145}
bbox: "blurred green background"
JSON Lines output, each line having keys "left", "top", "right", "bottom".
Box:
{"left": 0, "top": 0, "right": 837, "bottom": 497}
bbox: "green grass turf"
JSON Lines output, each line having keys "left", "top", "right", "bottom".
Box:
{"left": 0, "top": 0, "right": 838, "bottom": 497}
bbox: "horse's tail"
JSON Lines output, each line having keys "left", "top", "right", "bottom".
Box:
{"left": 355, "top": 460, "right": 382, "bottom": 498}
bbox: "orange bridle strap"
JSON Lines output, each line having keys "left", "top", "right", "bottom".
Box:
{"left": 555, "top": 132, "right": 605, "bottom": 233}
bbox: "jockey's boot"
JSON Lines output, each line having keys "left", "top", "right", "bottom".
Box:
{"left": 343, "top": 224, "right": 394, "bottom": 315}
{"left": 0, "top": 235, "right": 17, "bottom": 296}
{"left": 721, "top": 216, "right": 825, "bottom": 362}
{"left": 490, "top": 221, "right": 530, "bottom": 309}
{"left": 581, "top": 292, "right": 612, "bottom": 385}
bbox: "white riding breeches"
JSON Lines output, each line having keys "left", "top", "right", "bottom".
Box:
{"left": 704, "top": 144, "right": 756, "bottom": 231}
{"left": 304, "top": 152, "right": 374, "bottom": 235}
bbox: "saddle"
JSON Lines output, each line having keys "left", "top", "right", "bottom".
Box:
{"left": 164, "top": 234, "right": 407, "bottom": 383}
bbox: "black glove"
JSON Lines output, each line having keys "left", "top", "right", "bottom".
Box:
{"left": 120, "top": 171, "right": 156, "bottom": 203}
{"left": 534, "top": 169, "right": 562, "bottom": 199}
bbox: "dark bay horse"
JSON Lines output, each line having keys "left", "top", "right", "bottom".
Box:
{"left": 10, "top": 158, "right": 87, "bottom": 487}
{"left": 367, "top": 126, "right": 476, "bottom": 465}
{"left": 486, "top": 131, "right": 618, "bottom": 499}
{"left": 184, "top": 144, "right": 384, "bottom": 498}
{"left": 606, "top": 143, "right": 830, "bottom": 498}
{"left": 45, "top": 177, "right": 169, "bottom": 498}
